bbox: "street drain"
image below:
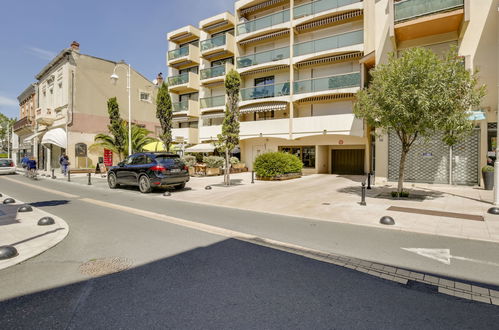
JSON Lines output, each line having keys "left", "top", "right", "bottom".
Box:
{"left": 79, "top": 257, "right": 133, "bottom": 277}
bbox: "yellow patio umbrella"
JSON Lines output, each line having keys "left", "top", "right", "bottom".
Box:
{"left": 143, "top": 141, "right": 166, "bottom": 152}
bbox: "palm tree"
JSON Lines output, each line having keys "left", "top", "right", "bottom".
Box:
{"left": 126, "top": 124, "right": 157, "bottom": 154}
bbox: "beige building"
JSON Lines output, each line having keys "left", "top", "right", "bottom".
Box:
{"left": 166, "top": 0, "right": 499, "bottom": 184}
{"left": 27, "top": 41, "right": 159, "bottom": 170}
{"left": 13, "top": 83, "right": 38, "bottom": 163}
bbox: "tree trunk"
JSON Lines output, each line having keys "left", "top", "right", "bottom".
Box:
{"left": 398, "top": 148, "right": 408, "bottom": 195}
{"left": 225, "top": 149, "right": 230, "bottom": 186}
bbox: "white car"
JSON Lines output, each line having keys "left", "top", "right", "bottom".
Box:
{"left": 0, "top": 158, "right": 16, "bottom": 175}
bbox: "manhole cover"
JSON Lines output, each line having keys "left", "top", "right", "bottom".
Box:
{"left": 79, "top": 257, "right": 133, "bottom": 277}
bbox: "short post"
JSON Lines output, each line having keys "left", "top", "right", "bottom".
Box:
{"left": 51, "top": 168, "right": 56, "bottom": 179}
{"left": 251, "top": 171, "right": 255, "bottom": 184}
{"left": 67, "top": 170, "right": 71, "bottom": 182}
{"left": 367, "top": 172, "right": 372, "bottom": 190}
{"left": 87, "top": 172, "right": 92, "bottom": 185}
{"left": 360, "top": 182, "right": 367, "bottom": 206}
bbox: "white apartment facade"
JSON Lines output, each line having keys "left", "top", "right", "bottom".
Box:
{"left": 167, "top": 0, "right": 499, "bottom": 184}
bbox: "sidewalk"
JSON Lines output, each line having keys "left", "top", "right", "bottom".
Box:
{"left": 0, "top": 192, "right": 69, "bottom": 270}
{"left": 33, "top": 169, "right": 499, "bottom": 244}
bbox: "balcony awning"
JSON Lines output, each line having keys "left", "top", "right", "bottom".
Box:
{"left": 23, "top": 131, "right": 44, "bottom": 143}
{"left": 240, "top": 102, "right": 287, "bottom": 114}
{"left": 202, "top": 112, "right": 225, "bottom": 119}
{"left": 239, "top": 30, "right": 289, "bottom": 46}
{"left": 240, "top": 0, "right": 286, "bottom": 15}
{"left": 185, "top": 143, "right": 215, "bottom": 153}
{"left": 41, "top": 128, "right": 67, "bottom": 149}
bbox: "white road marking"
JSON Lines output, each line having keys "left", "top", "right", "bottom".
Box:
{"left": 0, "top": 176, "right": 79, "bottom": 198}
{"left": 402, "top": 248, "right": 499, "bottom": 267}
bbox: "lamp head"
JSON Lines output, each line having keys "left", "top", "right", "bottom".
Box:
{"left": 110, "top": 73, "right": 119, "bottom": 84}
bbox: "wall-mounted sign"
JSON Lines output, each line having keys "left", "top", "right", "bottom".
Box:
{"left": 103, "top": 149, "right": 113, "bottom": 166}
{"left": 75, "top": 143, "right": 87, "bottom": 157}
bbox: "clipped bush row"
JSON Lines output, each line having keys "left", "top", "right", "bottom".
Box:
{"left": 253, "top": 152, "right": 303, "bottom": 178}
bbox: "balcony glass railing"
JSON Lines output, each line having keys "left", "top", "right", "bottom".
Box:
{"left": 237, "top": 46, "right": 290, "bottom": 68}
{"left": 237, "top": 9, "right": 290, "bottom": 35}
{"left": 200, "top": 34, "right": 227, "bottom": 52}
{"left": 200, "top": 95, "right": 225, "bottom": 109}
{"left": 172, "top": 100, "right": 189, "bottom": 112}
{"left": 240, "top": 83, "right": 290, "bottom": 101}
{"left": 168, "top": 46, "right": 189, "bottom": 60}
{"left": 394, "top": 0, "right": 464, "bottom": 22}
{"left": 294, "top": 0, "right": 360, "bottom": 19}
{"left": 200, "top": 65, "right": 226, "bottom": 80}
{"left": 168, "top": 73, "right": 189, "bottom": 86}
{"left": 294, "top": 30, "right": 363, "bottom": 56}
{"left": 294, "top": 72, "right": 360, "bottom": 94}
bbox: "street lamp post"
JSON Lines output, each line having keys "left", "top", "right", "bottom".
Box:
{"left": 110, "top": 62, "right": 132, "bottom": 156}
{"left": 489, "top": 3, "right": 499, "bottom": 213}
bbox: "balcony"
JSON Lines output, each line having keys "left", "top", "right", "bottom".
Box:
{"left": 240, "top": 83, "right": 290, "bottom": 107}
{"left": 200, "top": 95, "right": 226, "bottom": 111}
{"left": 200, "top": 33, "right": 235, "bottom": 59}
{"left": 294, "top": 0, "right": 363, "bottom": 25}
{"left": 200, "top": 12, "right": 236, "bottom": 34}
{"left": 237, "top": 46, "right": 290, "bottom": 73}
{"left": 13, "top": 116, "right": 34, "bottom": 135}
{"left": 293, "top": 114, "right": 364, "bottom": 138}
{"left": 239, "top": 118, "right": 290, "bottom": 140}
{"left": 167, "top": 44, "right": 200, "bottom": 68}
{"left": 171, "top": 99, "right": 200, "bottom": 117}
{"left": 35, "top": 108, "right": 57, "bottom": 127}
{"left": 168, "top": 72, "right": 199, "bottom": 93}
{"left": 293, "top": 30, "right": 363, "bottom": 63}
{"left": 172, "top": 127, "right": 199, "bottom": 144}
{"left": 236, "top": 9, "right": 290, "bottom": 41}
{"left": 293, "top": 72, "right": 361, "bottom": 101}
{"left": 393, "top": 0, "right": 464, "bottom": 42}
{"left": 167, "top": 25, "right": 200, "bottom": 44}
{"left": 199, "top": 124, "right": 222, "bottom": 142}
{"left": 200, "top": 63, "right": 233, "bottom": 85}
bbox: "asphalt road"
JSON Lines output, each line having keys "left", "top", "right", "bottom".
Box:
{"left": 0, "top": 174, "right": 499, "bottom": 329}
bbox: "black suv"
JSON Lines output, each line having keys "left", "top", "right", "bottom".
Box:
{"left": 107, "top": 152, "right": 189, "bottom": 193}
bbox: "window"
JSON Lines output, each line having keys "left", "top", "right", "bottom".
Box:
{"left": 279, "top": 146, "right": 315, "bottom": 168}
{"left": 139, "top": 91, "right": 151, "bottom": 102}
{"left": 211, "top": 57, "right": 234, "bottom": 67}
{"left": 179, "top": 66, "right": 198, "bottom": 75}
{"left": 254, "top": 76, "right": 274, "bottom": 86}
{"left": 255, "top": 111, "right": 274, "bottom": 121}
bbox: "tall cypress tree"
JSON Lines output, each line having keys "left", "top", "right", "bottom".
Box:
{"left": 156, "top": 83, "right": 173, "bottom": 152}
{"left": 106, "top": 97, "right": 126, "bottom": 160}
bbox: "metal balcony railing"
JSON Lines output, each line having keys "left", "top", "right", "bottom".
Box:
{"left": 394, "top": 0, "right": 464, "bottom": 23}
{"left": 237, "top": 46, "right": 290, "bottom": 68}
{"left": 294, "top": 30, "right": 363, "bottom": 56}
{"left": 200, "top": 95, "right": 225, "bottom": 108}
{"left": 294, "top": 0, "right": 361, "bottom": 19}
{"left": 294, "top": 72, "right": 361, "bottom": 94}
{"left": 240, "top": 83, "right": 290, "bottom": 101}
{"left": 237, "top": 9, "right": 290, "bottom": 35}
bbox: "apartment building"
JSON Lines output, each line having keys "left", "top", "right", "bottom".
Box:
{"left": 167, "top": 0, "right": 498, "bottom": 183}
{"left": 12, "top": 83, "right": 37, "bottom": 163}
{"left": 26, "top": 41, "right": 159, "bottom": 171}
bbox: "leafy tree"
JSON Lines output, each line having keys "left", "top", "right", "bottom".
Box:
{"left": 0, "top": 114, "right": 16, "bottom": 154}
{"left": 354, "top": 47, "right": 485, "bottom": 195}
{"left": 156, "top": 82, "right": 173, "bottom": 152}
{"left": 105, "top": 97, "right": 126, "bottom": 161}
{"left": 216, "top": 69, "right": 241, "bottom": 186}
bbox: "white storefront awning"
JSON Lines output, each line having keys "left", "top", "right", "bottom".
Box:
{"left": 41, "top": 128, "right": 67, "bottom": 149}
{"left": 185, "top": 143, "right": 215, "bottom": 153}
{"left": 23, "top": 131, "right": 44, "bottom": 143}
{"left": 240, "top": 102, "right": 287, "bottom": 114}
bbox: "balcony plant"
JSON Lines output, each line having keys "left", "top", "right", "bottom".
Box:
{"left": 482, "top": 165, "right": 494, "bottom": 190}
{"left": 182, "top": 155, "right": 197, "bottom": 176}
{"left": 203, "top": 156, "right": 224, "bottom": 176}
{"left": 254, "top": 152, "right": 303, "bottom": 181}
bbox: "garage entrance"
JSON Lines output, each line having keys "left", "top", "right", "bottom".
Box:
{"left": 331, "top": 149, "right": 365, "bottom": 175}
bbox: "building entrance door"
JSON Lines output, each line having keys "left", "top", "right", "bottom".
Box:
{"left": 331, "top": 149, "right": 365, "bottom": 175}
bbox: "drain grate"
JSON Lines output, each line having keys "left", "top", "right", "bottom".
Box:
{"left": 79, "top": 257, "right": 133, "bottom": 277}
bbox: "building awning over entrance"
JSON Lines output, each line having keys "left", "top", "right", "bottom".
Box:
{"left": 240, "top": 102, "right": 287, "bottom": 114}
{"left": 41, "top": 128, "right": 67, "bottom": 149}
{"left": 185, "top": 143, "right": 215, "bottom": 153}
{"left": 23, "top": 131, "right": 44, "bottom": 143}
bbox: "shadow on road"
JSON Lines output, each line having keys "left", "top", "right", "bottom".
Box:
{"left": 0, "top": 239, "right": 497, "bottom": 329}
{"left": 29, "top": 200, "right": 70, "bottom": 208}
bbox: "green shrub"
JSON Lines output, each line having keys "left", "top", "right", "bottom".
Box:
{"left": 187, "top": 152, "right": 203, "bottom": 163}
{"left": 182, "top": 155, "right": 197, "bottom": 167}
{"left": 203, "top": 156, "right": 224, "bottom": 168}
{"left": 253, "top": 152, "right": 303, "bottom": 177}
{"left": 482, "top": 165, "right": 494, "bottom": 172}
{"left": 230, "top": 156, "right": 240, "bottom": 165}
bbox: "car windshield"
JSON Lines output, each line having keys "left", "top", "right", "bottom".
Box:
{"left": 155, "top": 155, "right": 183, "bottom": 168}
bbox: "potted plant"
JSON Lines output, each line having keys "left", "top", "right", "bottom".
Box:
{"left": 203, "top": 156, "right": 224, "bottom": 176}
{"left": 182, "top": 155, "right": 197, "bottom": 176}
{"left": 482, "top": 165, "right": 494, "bottom": 190}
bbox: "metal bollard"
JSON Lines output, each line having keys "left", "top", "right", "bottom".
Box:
{"left": 87, "top": 173, "right": 92, "bottom": 185}
{"left": 360, "top": 182, "right": 366, "bottom": 206}
{"left": 51, "top": 168, "right": 56, "bottom": 179}
{"left": 251, "top": 171, "right": 255, "bottom": 184}
{"left": 367, "top": 172, "right": 372, "bottom": 190}
{"left": 67, "top": 170, "right": 71, "bottom": 182}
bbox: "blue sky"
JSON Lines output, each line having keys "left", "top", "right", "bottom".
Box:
{"left": 0, "top": 0, "right": 235, "bottom": 119}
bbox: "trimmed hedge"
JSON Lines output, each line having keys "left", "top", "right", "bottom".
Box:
{"left": 253, "top": 152, "right": 303, "bottom": 178}
{"left": 203, "top": 156, "right": 224, "bottom": 168}
{"left": 182, "top": 155, "right": 197, "bottom": 167}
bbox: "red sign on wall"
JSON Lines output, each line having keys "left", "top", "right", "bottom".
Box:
{"left": 104, "top": 149, "right": 113, "bottom": 166}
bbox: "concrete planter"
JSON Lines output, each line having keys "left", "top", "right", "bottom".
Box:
{"left": 256, "top": 172, "right": 302, "bottom": 181}
{"left": 206, "top": 167, "right": 221, "bottom": 176}
{"left": 483, "top": 171, "right": 494, "bottom": 190}
{"left": 233, "top": 163, "right": 246, "bottom": 169}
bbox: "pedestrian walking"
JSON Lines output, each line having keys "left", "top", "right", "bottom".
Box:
{"left": 21, "top": 154, "right": 29, "bottom": 176}
{"left": 27, "top": 157, "right": 37, "bottom": 179}
{"left": 60, "top": 154, "right": 70, "bottom": 176}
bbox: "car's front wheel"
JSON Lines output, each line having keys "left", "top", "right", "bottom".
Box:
{"left": 108, "top": 172, "right": 119, "bottom": 189}
{"left": 138, "top": 175, "right": 152, "bottom": 193}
